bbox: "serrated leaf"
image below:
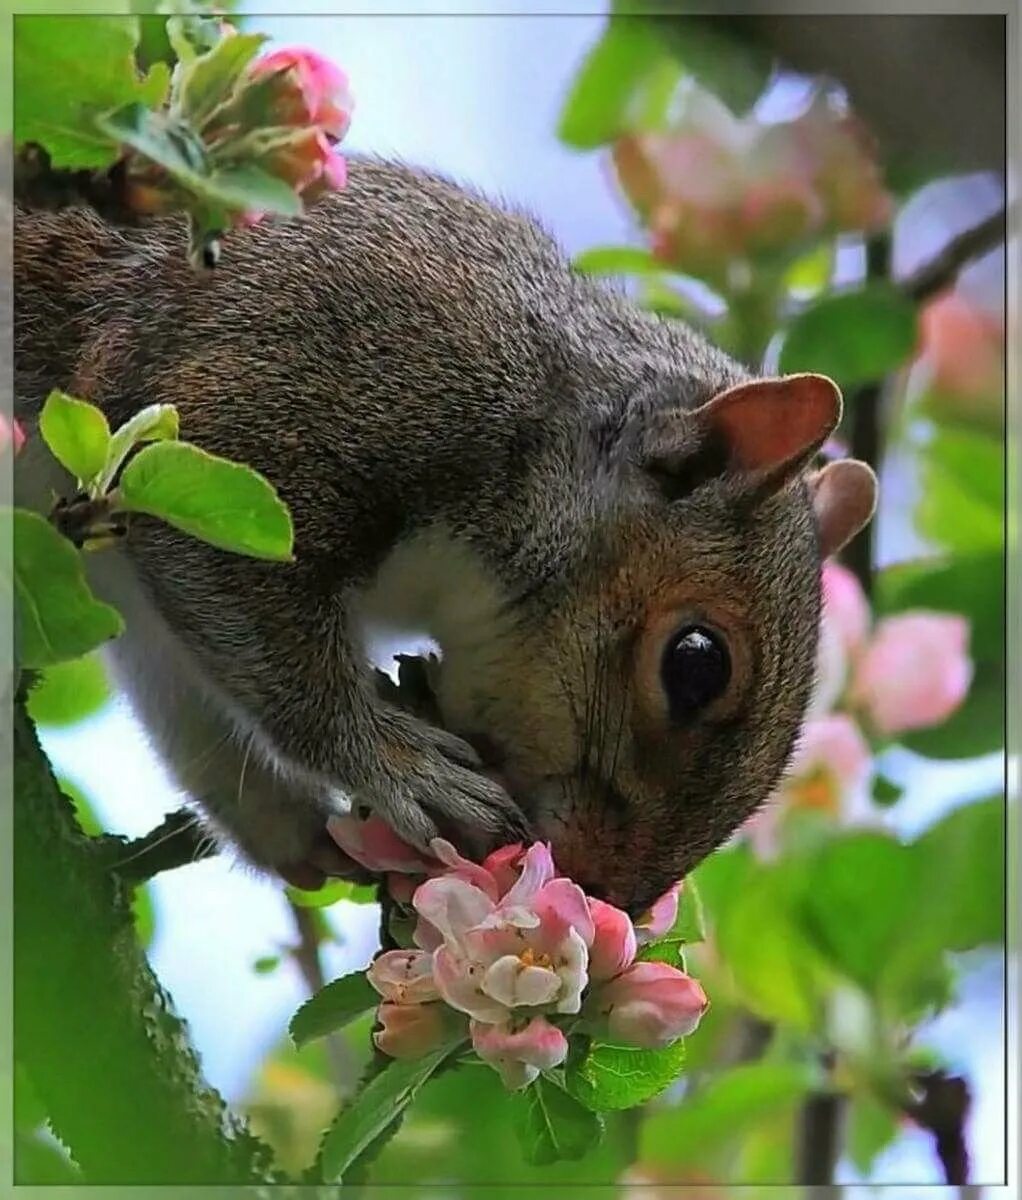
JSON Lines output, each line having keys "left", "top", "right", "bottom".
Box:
{"left": 117, "top": 440, "right": 294, "bottom": 561}
{"left": 39, "top": 391, "right": 111, "bottom": 490}
{"left": 558, "top": 18, "right": 671, "bottom": 149}
{"left": 289, "top": 972, "right": 378, "bottom": 1048}
{"left": 565, "top": 1037, "right": 687, "bottom": 1112}
{"left": 26, "top": 653, "right": 111, "bottom": 727}
{"left": 319, "top": 1037, "right": 464, "bottom": 1181}
{"left": 175, "top": 32, "right": 266, "bottom": 127}
{"left": 512, "top": 1075, "right": 603, "bottom": 1165}
{"left": 14, "top": 14, "right": 159, "bottom": 168}
{"left": 99, "top": 403, "right": 180, "bottom": 494}
{"left": 779, "top": 284, "right": 919, "bottom": 388}
{"left": 8, "top": 509, "right": 124, "bottom": 668}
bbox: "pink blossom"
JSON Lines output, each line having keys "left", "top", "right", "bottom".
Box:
{"left": 367, "top": 949, "right": 440, "bottom": 1004}
{"left": 633, "top": 881, "right": 682, "bottom": 944}
{"left": 588, "top": 898, "right": 638, "bottom": 982}
{"left": 470, "top": 1016, "right": 568, "bottom": 1090}
{"left": 822, "top": 562, "right": 870, "bottom": 655}
{"left": 374, "top": 1001, "right": 450, "bottom": 1060}
{"left": 248, "top": 47, "right": 354, "bottom": 141}
{"left": 415, "top": 842, "right": 591, "bottom": 1025}
{"left": 326, "top": 813, "right": 436, "bottom": 875}
{"left": 1, "top": 415, "right": 25, "bottom": 456}
{"left": 590, "top": 961, "right": 709, "bottom": 1049}
{"left": 747, "top": 713, "right": 873, "bottom": 858}
{"left": 851, "top": 612, "right": 973, "bottom": 735}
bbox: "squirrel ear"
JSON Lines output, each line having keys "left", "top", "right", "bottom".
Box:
{"left": 695, "top": 373, "right": 843, "bottom": 483}
{"left": 644, "top": 373, "right": 843, "bottom": 498}
{"left": 809, "top": 459, "right": 878, "bottom": 558}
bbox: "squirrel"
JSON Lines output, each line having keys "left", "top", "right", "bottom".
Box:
{"left": 13, "top": 157, "right": 876, "bottom": 916}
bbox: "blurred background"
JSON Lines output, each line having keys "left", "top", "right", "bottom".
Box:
{"left": 22, "top": 4, "right": 1009, "bottom": 1194}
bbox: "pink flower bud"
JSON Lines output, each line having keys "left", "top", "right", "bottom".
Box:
{"left": 248, "top": 47, "right": 354, "bottom": 140}
{"left": 594, "top": 961, "right": 709, "bottom": 1049}
{"left": 633, "top": 881, "right": 681, "bottom": 944}
{"left": 374, "top": 1001, "right": 449, "bottom": 1060}
{"left": 326, "top": 814, "right": 436, "bottom": 875}
{"left": 367, "top": 949, "right": 439, "bottom": 1004}
{"left": 481, "top": 843, "right": 526, "bottom": 895}
{"left": 1, "top": 415, "right": 26, "bottom": 456}
{"left": 851, "top": 612, "right": 973, "bottom": 736}
{"left": 587, "top": 898, "right": 637, "bottom": 981}
{"left": 470, "top": 1015, "right": 568, "bottom": 1090}
{"left": 821, "top": 562, "right": 871, "bottom": 654}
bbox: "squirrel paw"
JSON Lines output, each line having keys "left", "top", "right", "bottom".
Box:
{"left": 365, "top": 711, "right": 532, "bottom": 860}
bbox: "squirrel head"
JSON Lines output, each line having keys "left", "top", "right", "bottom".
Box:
{"left": 435, "top": 372, "right": 876, "bottom": 915}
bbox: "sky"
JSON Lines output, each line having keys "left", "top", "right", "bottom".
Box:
{"left": 38, "top": 8, "right": 1008, "bottom": 1188}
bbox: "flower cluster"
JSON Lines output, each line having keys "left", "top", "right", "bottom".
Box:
{"left": 331, "top": 819, "right": 708, "bottom": 1091}
{"left": 611, "top": 84, "right": 891, "bottom": 282}
{"left": 125, "top": 41, "right": 353, "bottom": 228}
{"left": 746, "top": 562, "right": 973, "bottom": 857}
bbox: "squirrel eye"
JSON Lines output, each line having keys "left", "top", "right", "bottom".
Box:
{"left": 660, "top": 625, "right": 731, "bottom": 723}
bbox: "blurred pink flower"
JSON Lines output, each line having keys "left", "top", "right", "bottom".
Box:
{"left": 919, "top": 291, "right": 1004, "bottom": 400}
{"left": 851, "top": 612, "right": 973, "bottom": 735}
{"left": 822, "top": 562, "right": 870, "bottom": 654}
{"left": 589, "top": 961, "right": 709, "bottom": 1050}
{"left": 374, "top": 1001, "right": 451, "bottom": 1060}
{"left": 1, "top": 415, "right": 25, "bottom": 456}
{"left": 248, "top": 47, "right": 354, "bottom": 141}
{"left": 611, "top": 82, "right": 890, "bottom": 280}
{"left": 470, "top": 1015, "right": 569, "bottom": 1090}
{"left": 746, "top": 713, "right": 873, "bottom": 858}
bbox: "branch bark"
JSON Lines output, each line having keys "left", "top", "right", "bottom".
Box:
{"left": 903, "top": 205, "right": 1011, "bottom": 306}
{"left": 102, "top": 808, "right": 215, "bottom": 885}
{"left": 13, "top": 701, "right": 281, "bottom": 1185}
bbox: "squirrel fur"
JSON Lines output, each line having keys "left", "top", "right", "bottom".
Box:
{"left": 13, "top": 157, "right": 876, "bottom": 914}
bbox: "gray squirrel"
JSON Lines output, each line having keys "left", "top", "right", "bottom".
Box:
{"left": 14, "top": 157, "right": 876, "bottom": 915}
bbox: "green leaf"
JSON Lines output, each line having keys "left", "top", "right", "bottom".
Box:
{"left": 117, "top": 441, "right": 294, "bottom": 561}
{"left": 96, "top": 102, "right": 210, "bottom": 190}
{"left": 289, "top": 971, "right": 378, "bottom": 1048}
{"left": 871, "top": 773, "right": 905, "bottom": 808}
{"left": 558, "top": 18, "right": 670, "bottom": 149}
{"left": 875, "top": 552, "right": 1002, "bottom": 661}
{"left": 779, "top": 284, "right": 919, "bottom": 388}
{"left": 202, "top": 164, "right": 303, "bottom": 217}
{"left": 26, "top": 653, "right": 111, "bottom": 727}
{"left": 572, "top": 245, "right": 662, "bottom": 276}
{"left": 911, "top": 796, "right": 1004, "bottom": 951}
{"left": 565, "top": 1037, "right": 687, "bottom": 1112}
{"left": 800, "top": 832, "right": 919, "bottom": 996}
{"left": 715, "top": 864, "right": 821, "bottom": 1029}
{"left": 847, "top": 1093, "right": 899, "bottom": 1175}
{"left": 286, "top": 879, "right": 378, "bottom": 908}
{"left": 9, "top": 509, "right": 124, "bottom": 668}
{"left": 253, "top": 955, "right": 281, "bottom": 975}
{"left": 512, "top": 1075, "right": 603, "bottom": 1165}
{"left": 784, "top": 241, "right": 834, "bottom": 296}
{"left": 640, "top": 1062, "right": 814, "bottom": 1169}
{"left": 14, "top": 14, "right": 159, "bottom": 168}
{"left": 39, "top": 391, "right": 111, "bottom": 489}
{"left": 916, "top": 428, "right": 1003, "bottom": 554}
{"left": 319, "top": 1037, "right": 464, "bottom": 1181}
{"left": 174, "top": 31, "right": 266, "bottom": 127}
{"left": 99, "top": 403, "right": 180, "bottom": 494}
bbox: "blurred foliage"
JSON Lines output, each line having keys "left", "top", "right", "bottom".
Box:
{"left": 27, "top": 653, "right": 111, "bottom": 727}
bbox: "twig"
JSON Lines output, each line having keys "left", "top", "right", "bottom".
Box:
{"left": 104, "top": 808, "right": 216, "bottom": 885}
{"left": 903, "top": 205, "right": 1011, "bottom": 306}
{"left": 904, "top": 1070, "right": 972, "bottom": 1185}
{"left": 287, "top": 900, "right": 358, "bottom": 1094}
{"left": 797, "top": 1087, "right": 846, "bottom": 1193}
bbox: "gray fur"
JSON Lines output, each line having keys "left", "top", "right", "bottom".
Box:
{"left": 15, "top": 157, "right": 835, "bottom": 913}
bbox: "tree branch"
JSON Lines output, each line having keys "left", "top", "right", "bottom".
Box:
{"left": 102, "top": 808, "right": 215, "bottom": 885}
{"left": 903, "top": 205, "right": 1011, "bottom": 306}
{"left": 13, "top": 701, "right": 281, "bottom": 1185}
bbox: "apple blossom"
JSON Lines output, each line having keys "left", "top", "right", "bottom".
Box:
{"left": 470, "top": 1016, "right": 569, "bottom": 1090}
{"left": 247, "top": 47, "right": 354, "bottom": 141}
{"left": 590, "top": 961, "right": 709, "bottom": 1050}
{"left": 374, "top": 1001, "right": 452, "bottom": 1060}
